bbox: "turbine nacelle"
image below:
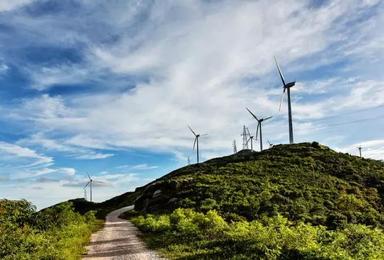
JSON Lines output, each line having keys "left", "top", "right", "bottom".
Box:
{"left": 284, "top": 81, "right": 295, "bottom": 89}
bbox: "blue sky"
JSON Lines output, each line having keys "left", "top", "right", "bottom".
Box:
{"left": 0, "top": 0, "right": 383, "bottom": 209}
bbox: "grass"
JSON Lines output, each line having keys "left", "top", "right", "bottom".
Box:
{"left": 129, "top": 208, "right": 384, "bottom": 259}
{"left": 61, "top": 190, "right": 140, "bottom": 219}
{"left": 0, "top": 199, "right": 103, "bottom": 259}
{"left": 135, "top": 142, "right": 384, "bottom": 228}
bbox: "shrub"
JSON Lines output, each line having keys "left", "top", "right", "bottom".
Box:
{"left": 131, "top": 208, "right": 384, "bottom": 259}
{"left": 0, "top": 199, "right": 99, "bottom": 259}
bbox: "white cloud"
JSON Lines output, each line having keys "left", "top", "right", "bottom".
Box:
{"left": 0, "top": 0, "right": 34, "bottom": 12}
{"left": 340, "top": 139, "right": 384, "bottom": 160}
{"left": 17, "top": 133, "right": 114, "bottom": 160}
{"left": 27, "top": 65, "right": 92, "bottom": 91}
{"left": 0, "top": 141, "right": 52, "bottom": 165}
{"left": 117, "top": 163, "right": 159, "bottom": 171}
{"left": 32, "top": 167, "right": 75, "bottom": 177}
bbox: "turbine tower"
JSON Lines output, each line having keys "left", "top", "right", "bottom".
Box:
{"left": 246, "top": 108, "right": 272, "bottom": 151}
{"left": 233, "top": 140, "right": 237, "bottom": 154}
{"left": 188, "top": 126, "right": 206, "bottom": 163}
{"left": 275, "top": 57, "right": 295, "bottom": 144}
{"left": 84, "top": 173, "right": 93, "bottom": 202}
{"left": 83, "top": 187, "right": 87, "bottom": 200}
{"left": 358, "top": 146, "right": 362, "bottom": 158}
{"left": 247, "top": 135, "right": 254, "bottom": 152}
{"left": 245, "top": 127, "right": 254, "bottom": 152}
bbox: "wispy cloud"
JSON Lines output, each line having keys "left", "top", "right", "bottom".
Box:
{"left": 340, "top": 139, "right": 384, "bottom": 161}
{"left": 0, "top": 141, "right": 52, "bottom": 165}
{"left": 117, "top": 163, "right": 159, "bottom": 171}
{"left": 0, "top": 0, "right": 34, "bottom": 12}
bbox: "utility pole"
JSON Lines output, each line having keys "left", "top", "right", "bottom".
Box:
{"left": 241, "top": 125, "right": 248, "bottom": 150}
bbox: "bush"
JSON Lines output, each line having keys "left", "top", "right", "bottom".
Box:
{"left": 131, "top": 208, "right": 384, "bottom": 259}
{"left": 0, "top": 199, "right": 99, "bottom": 259}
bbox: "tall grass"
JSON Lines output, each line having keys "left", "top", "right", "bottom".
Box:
{"left": 0, "top": 199, "right": 102, "bottom": 259}
{"left": 130, "top": 208, "right": 384, "bottom": 259}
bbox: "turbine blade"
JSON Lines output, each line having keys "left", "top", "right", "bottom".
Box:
{"left": 246, "top": 107, "right": 259, "bottom": 121}
{"left": 188, "top": 125, "right": 197, "bottom": 136}
{"left": 84, "top": 181, "right": 90, "bottom": 188}
{"left": 274, "top": 56, "right": 286, "bottom": 86}
{"left": 278, "top": 90, "right": 285, "bottom": 112}
{"left": 264, "top": 116, "right": 272, "bottom": 121}
{"left": 193, "top": 137, "right": 197, "bottom": 150}
{"left": 201, "top": 134, "right": 208, "bottom": 137}
{"left": 246, "top": 127, "right": 251, "bottom": 136}
{"left": 87, "top": 173, "right": 91, "bottom": 181}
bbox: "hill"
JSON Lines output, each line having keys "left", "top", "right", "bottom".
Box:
{"left": 58, "top": 191, "right": 139, "bottom": 219}
{"left": 133, "top": 142, "right": 384, "bottom": 228}
{"left": 46, "top": 142, "right": 384, "bottom": 259}
{"left": 124, "top": 142, "right": 384, "bottom": 259}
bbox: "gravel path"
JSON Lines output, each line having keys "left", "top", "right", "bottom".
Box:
{"left": 83, "top": 206, "right": 163, "bottom": 260}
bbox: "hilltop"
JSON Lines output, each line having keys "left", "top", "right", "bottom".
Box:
{"left": 133, "top": 142, "right": 384, "bottom": 228}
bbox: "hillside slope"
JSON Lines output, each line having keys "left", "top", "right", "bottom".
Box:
{"left": 134, "top": 142, "right": 384, "bottom": 228}
{"left": 55, "top": 191, "right": 139, "bottom": 219}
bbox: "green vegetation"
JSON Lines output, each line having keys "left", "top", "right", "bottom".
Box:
{"left": 129, "top": 142, "right": 384, "bottom": 259}
{"left": 135, "top": 143, "right": 384, "bottom": 228}
{"left": 66, "top": 190, "right": 139, "bottom": 219}
{"left": 131, "top": 208, "right": 384, "bottom": 259}
{"left": 0, "top": 199, "right": 102, "bottom": 259}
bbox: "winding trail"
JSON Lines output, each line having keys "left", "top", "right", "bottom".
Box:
{"left": 83, "top": 206, "right": 163, "bottom": 260}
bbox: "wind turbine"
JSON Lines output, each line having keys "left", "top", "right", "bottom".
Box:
{"left": 83, "top": 186, "right": 87, "bottom": 200}
{"left": 246, "top": 128, "right": 254, "bottom": 152}
{"left": 358, "top": 146, "right": 362, "bottom": 158}
{"left": 275, "top": 56, "right": 295, "bottom": 144}
{"left": 84, "top": 173, "right": 93, "bottom": 202}
{"left": 246, "top": 108, "right": 272, "bottom": 151}
{"left": 267, "top": 140, "right": 273, "bottom": 148}
{"left": 247, "top": 136, "right": 254, "bottom": 151}
{"left": 188, "top": 126, "right": 206, "bottom": 164}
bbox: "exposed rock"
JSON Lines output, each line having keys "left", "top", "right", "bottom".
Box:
{"left": 153, "top": 189, "right": 162, "bottom": 198}
{"left": 167, "top": 198, "right": 178, "bottom": 204}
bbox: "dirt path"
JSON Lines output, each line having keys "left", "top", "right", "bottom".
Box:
{"left": 83, "top": 206, "right": 163, "bottom": 260}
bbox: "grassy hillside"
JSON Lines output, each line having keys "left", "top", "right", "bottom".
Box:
{"left": 135, "top": 142, "right": 384, "bottom": 228}
{"left": 127, "top": 142, "right": 384, "bottom": 259}
{"left": 67, "top": 190, "right": 139, "bottom": 219}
